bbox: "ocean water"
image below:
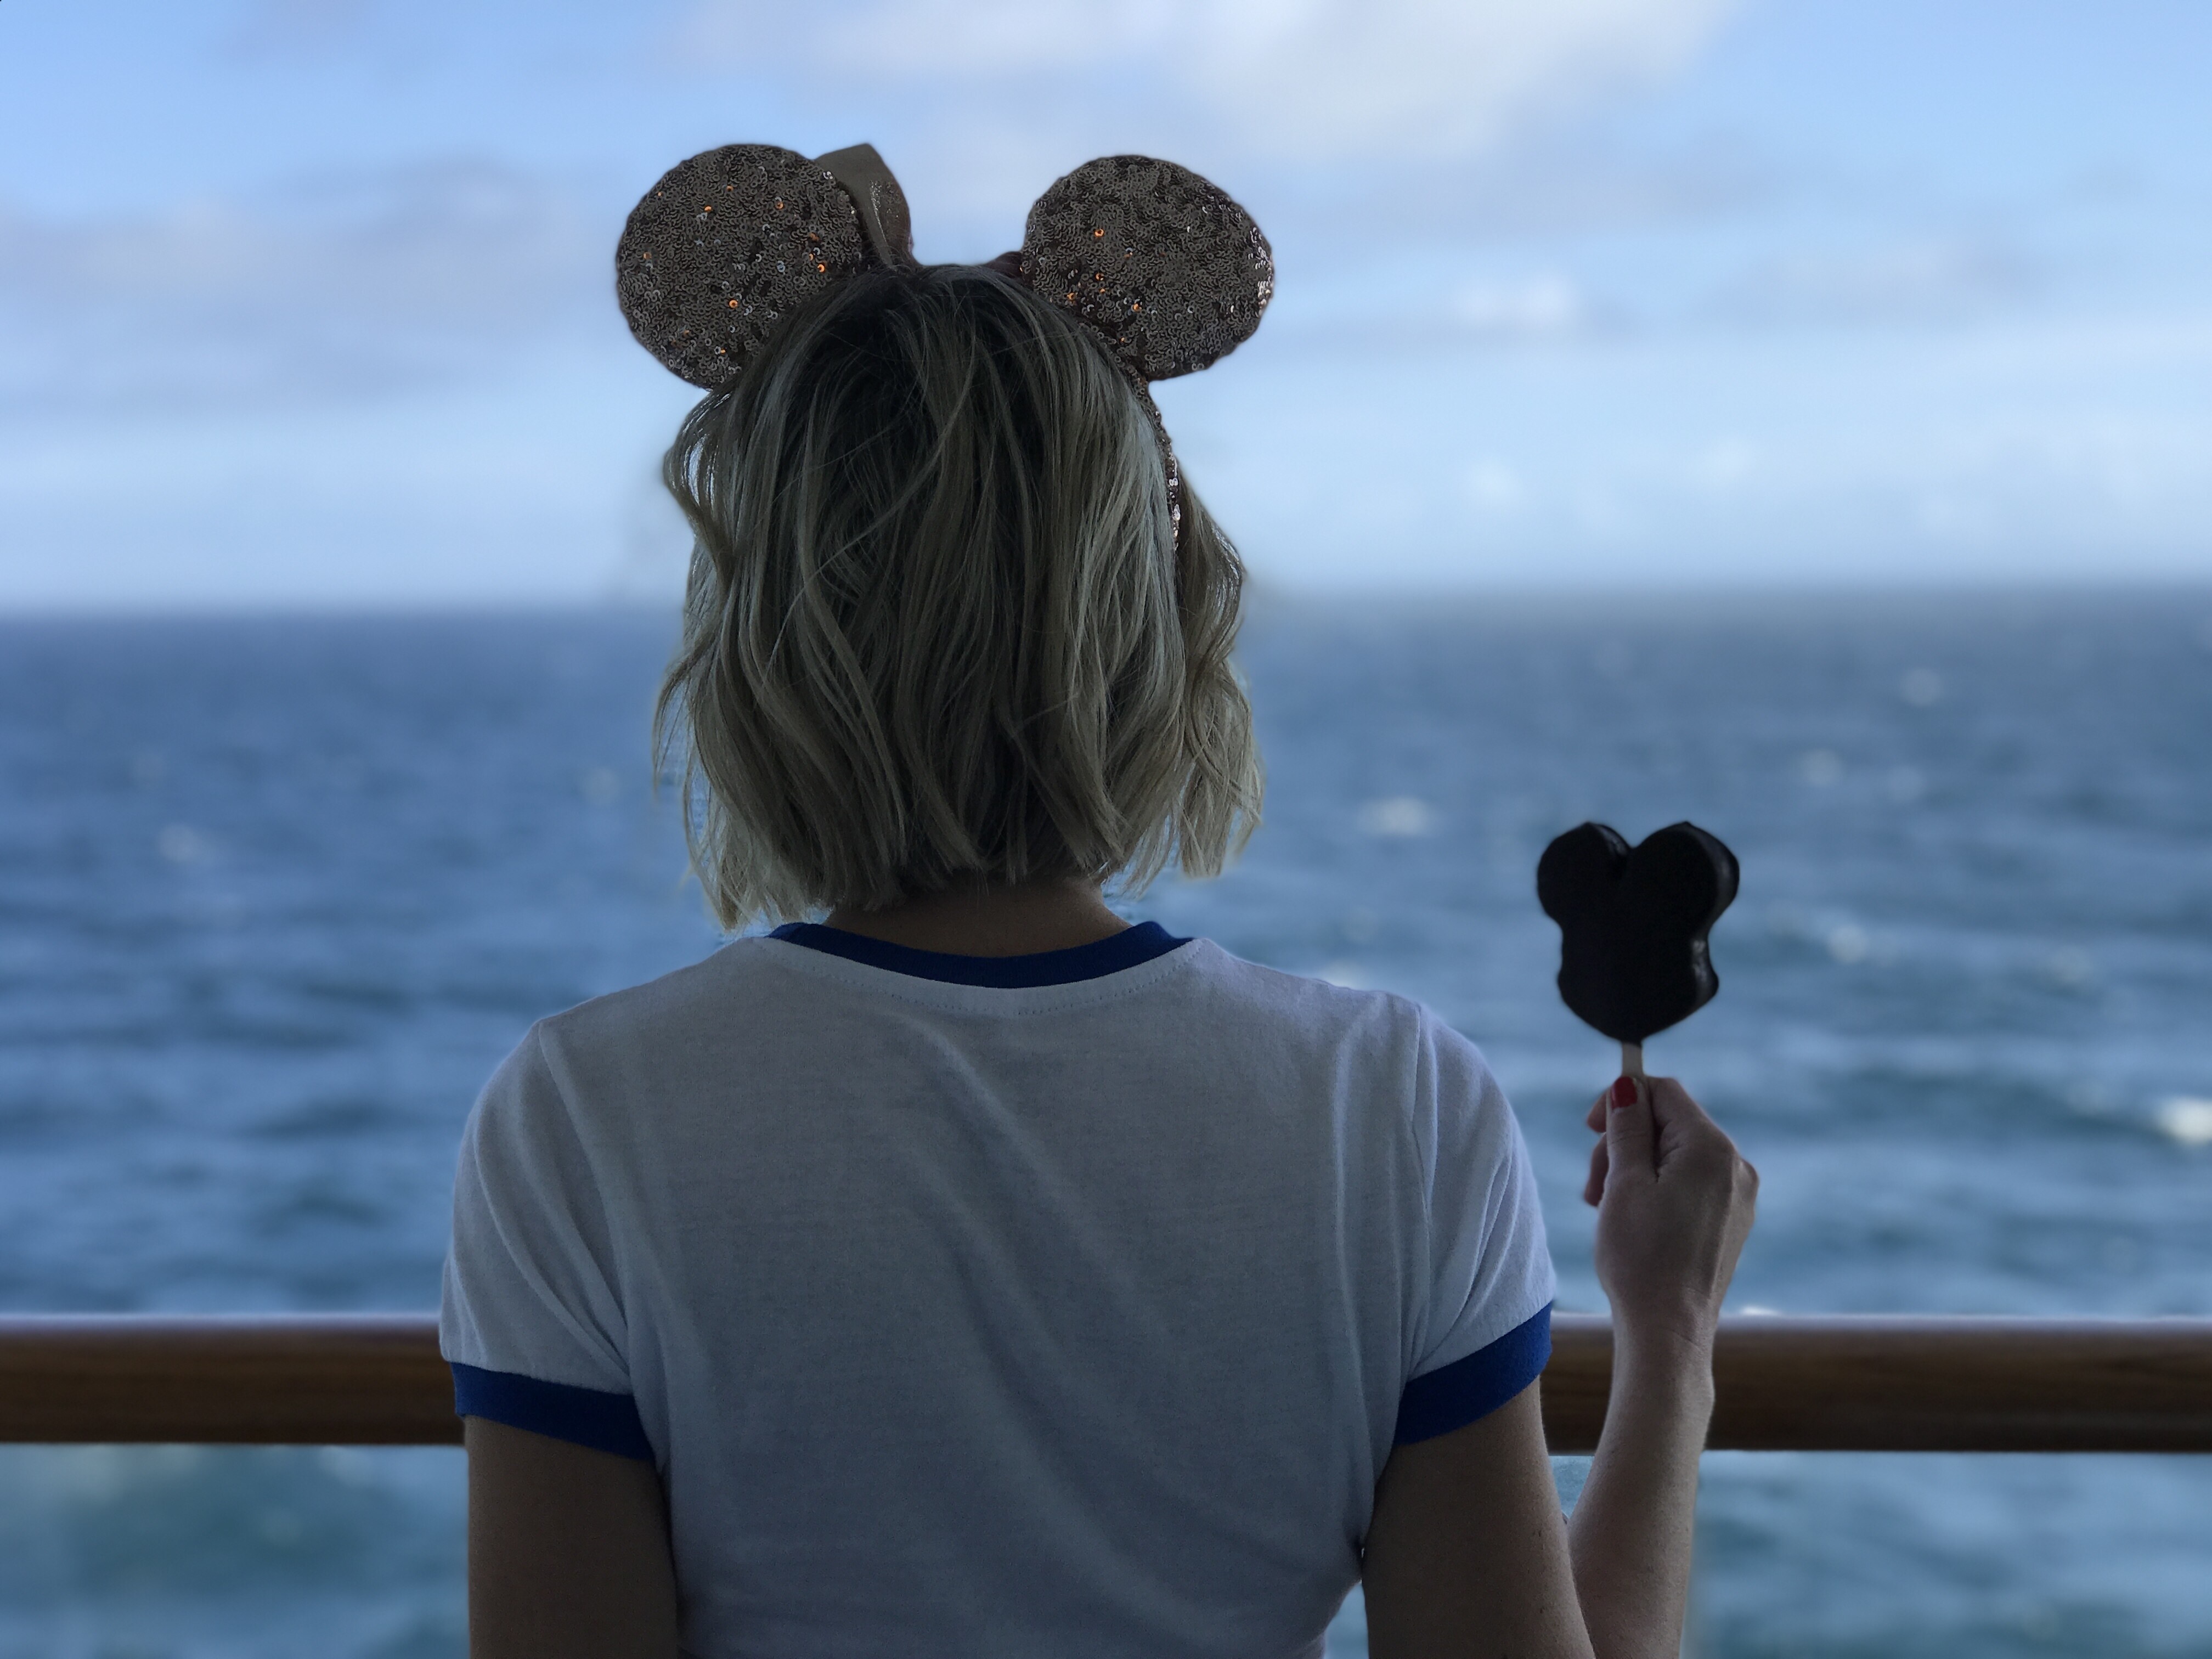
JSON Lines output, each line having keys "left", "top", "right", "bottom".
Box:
{"left": 1, "top": 591, "right": 2208, "bottom": 1658}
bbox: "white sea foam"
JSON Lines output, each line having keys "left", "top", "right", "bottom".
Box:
{"left": 1826, "top": 922, "right": 1870, "bottom": 963}
{"left": 2153, "top": 1097, "right": 2212, "bottom": 1147}
{"left": 156, "top": 822, "right": 211, "bottom": 864}
{"left": 1900, "top": 667, "right": 1945, "bottom": 707}
{"left": 1356, "top": 797, "right": 1435, "bottom": 837}
{"left": 1798, "top": 748, "right": 1844, "bottom": 786}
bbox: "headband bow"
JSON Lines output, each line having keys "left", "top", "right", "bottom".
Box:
{"left": 614, "top": 143, "right": 1274, "bottom": 393}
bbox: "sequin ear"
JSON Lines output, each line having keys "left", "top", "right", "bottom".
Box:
{"left": 616, "top": 144, "right": 872, "bottom": 391}
{"left": 1019, "top": 156, "right": 1275, "bottom": 383}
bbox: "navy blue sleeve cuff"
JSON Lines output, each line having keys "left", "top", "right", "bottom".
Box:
{"left": 450, "top": 1362, "right": 655, "bottom": 1463}
{"left": 1393, "top": 1302, "right": 1554, "bottom": 1444}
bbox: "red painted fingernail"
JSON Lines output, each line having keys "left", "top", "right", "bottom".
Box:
{"left": 1610, "top": 1076, "right": 1637, "bottom": 1109}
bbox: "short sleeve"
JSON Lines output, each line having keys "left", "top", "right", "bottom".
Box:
{"left": 1393, "top": 1013, "right": 1556, "bottom": 1443}
{"left": 439, "top": 1025, "right": 653, "bottom": 1461}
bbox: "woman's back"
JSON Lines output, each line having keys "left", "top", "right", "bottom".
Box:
{"left": 444, "top": 928, "right": 1551, "bottom": 1657}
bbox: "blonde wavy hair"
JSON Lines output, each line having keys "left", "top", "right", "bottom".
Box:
{"left": 653, "top": 263, "right": 1263, "bottom": 929}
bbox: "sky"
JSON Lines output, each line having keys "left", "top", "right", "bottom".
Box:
{"left": 3, "top": 0, "right": 2211, "bottom": 607}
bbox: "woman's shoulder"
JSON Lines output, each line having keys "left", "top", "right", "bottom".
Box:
{"left": 529, "top": 936, "right": 808, "bottom": 1048}
{"left": 1181, "top": 939, "right": 1458, "bottom": 1049}
{"left": 1164, "top": 941, "right": 1506, "bottom": 1120}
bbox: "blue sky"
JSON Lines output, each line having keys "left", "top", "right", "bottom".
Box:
{"left": 3, "top": 0, "right": 2210, "bottom": 606}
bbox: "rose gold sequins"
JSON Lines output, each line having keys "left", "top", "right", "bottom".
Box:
{"left": 1017, "top": 155, "right": 1274, "bottom": 382}
{"left": 615, "top": 144, "right": 868, "bottom": 390}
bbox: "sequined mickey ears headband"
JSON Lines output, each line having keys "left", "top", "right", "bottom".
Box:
{"left": 614, "top": 142, "right": 1274, "bottom": 393}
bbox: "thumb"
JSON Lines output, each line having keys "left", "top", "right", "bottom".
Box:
{"left": 1604, "top": 1074, "right": 1657, "bottom": 1185}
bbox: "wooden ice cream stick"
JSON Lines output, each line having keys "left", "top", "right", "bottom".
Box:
{"left": 1621, "top": 1041, "right": 1646, "bottom": 1081}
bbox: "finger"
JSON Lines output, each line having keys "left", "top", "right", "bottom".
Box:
{"left": 1604, "top": 1073, "right": 1657, "bottom": 1183}
{"left": 1585, "top": 1092, "right": 1607, "bottom": 1135}
{"left": 1645, "top": 1075, "right": 1722, "bottom": 1137}
{"left": 1583, "top": 1135, "right": 1609, "bottom": 1207}
{"left": 1645, "top": 1076, "right": 1743, "bottom": 1178}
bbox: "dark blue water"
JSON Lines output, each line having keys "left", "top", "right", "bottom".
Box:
{"left": 2, "top": 593, "right": 2208, "bottom": 1657}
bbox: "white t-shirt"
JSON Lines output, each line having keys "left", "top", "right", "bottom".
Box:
{"left": 441, "top": 922, "right": 1554, "bottom": 1659}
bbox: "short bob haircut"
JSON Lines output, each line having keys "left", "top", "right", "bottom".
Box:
{"left": 653, "top": 263, "right": 1263, "bottom": 929}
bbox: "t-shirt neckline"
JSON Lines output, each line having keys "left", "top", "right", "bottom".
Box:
{"left": 768, "top": 919, "right": 1188, "bottom": 989}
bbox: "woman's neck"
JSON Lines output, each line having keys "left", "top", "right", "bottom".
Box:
{"left": 822, "top": 878, "right": 1128, "bottom": 958}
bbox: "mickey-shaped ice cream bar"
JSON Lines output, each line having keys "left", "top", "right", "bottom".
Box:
{"left": 1537, "top": 821, "right": 1739, "bottom": 1079}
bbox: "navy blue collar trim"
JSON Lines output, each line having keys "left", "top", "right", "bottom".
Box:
{"left": 768, "top": 919, "right": 1188, "bottom": 988}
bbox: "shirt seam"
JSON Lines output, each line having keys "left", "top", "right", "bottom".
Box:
{"left": 1402, "top": 1002, "right": 1441, "bottom": 1379}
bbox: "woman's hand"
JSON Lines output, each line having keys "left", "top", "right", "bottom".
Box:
{"left": 1556, "top": 1075, "right": 1757, "bottom": 1659}
{"left": 1582, "top": 1075, "right": 1758, "bottom": 1355}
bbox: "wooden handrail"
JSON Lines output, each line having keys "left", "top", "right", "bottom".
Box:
{"left": 1546, "top": 1316, "right": 2212, "bottom": 1453}
{"left": 2, "top": 1313, "right": 2208, "bottom": 1451}
{"left": 0, "top": 1316, "right": 460, "bottom": 1446}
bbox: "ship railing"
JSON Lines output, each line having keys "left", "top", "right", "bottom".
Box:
{"left": 2, "top": 1314, "right": 2208, "bottom": 1452}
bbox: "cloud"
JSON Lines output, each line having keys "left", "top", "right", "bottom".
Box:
{"left": 1463, "top": 456, "right": 1526, "bottom": 512}
{"left": 656, "top": 0, "right": 1755, "bottom": 323}
{"left": 0, "top": 161, "right": 602, "bottom": 414}
{"left": 1712, "top": 238, "right": 2036, "bottom": 328}
{"left": 1415, "top": 132, "right": 1782, "bottom": 241}
{"left": 676, "top": 0, "right": 1740, "bottom": 162}
{"left": 1261, "top": 268, "right": 1628, "bottom": 357}
{"left": 1453, "top": 275, "right": 1588, "bottom": 336}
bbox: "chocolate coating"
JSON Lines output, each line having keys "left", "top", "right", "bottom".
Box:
{"left": 1537, "top": 821, "right": 1740, "bottom": 1045}
{"left": 1019, "top": 155, "right": 1274, "bottom": 382}
{"left": 616, "top": 144, "right": 869, "bottom": 391}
